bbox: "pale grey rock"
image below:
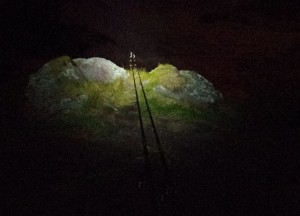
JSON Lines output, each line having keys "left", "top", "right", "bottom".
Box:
{"left": 26, "top": 60, "right": 85, "bottom": 112}
{"left": 26, "top": 57, "right": 128, "bottom": 113}
{"left": 74, "top": 57, "right": 128, "bottom": 83}
{"left": 153, "top": 70, "right": 222, "bottom": 106}
{"left": 153, "top": 85, "right": 181, "bottom": 101}
{"left": 178, "top": 70, "right": 223, "bottom": 105}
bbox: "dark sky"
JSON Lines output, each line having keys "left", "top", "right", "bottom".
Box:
{"left": 1, "top": 0, "right": 299, "bottom": 104}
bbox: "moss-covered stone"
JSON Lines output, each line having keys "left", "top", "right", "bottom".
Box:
{"left": 178, "top": 70, "right": 223, "bottom": 105}
{"left": 148, "top": 64, "right": 186, "bottom": 92}
{"left": 47, "top": 56, "right": 74, "bottom": 77}
{"left": 26, "top": 57, "right": 227, "bottom": 140}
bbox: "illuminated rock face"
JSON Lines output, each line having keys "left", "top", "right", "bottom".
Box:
{"left": 74, "top": 57, "right": 128, "bottom": 83}
{"left": 26, "top": 56, "right": 127, "bottom": 113}
{"left": 178, "top": 70, "right": 223, "bottom": 105}
{"left": 26, "top": 56, "right": 87, "bottom": 113}
{"left": 26, "top": 56, "right": 221, "bottom": 116}
{"left": 153, "top": 68, "right": 222, "bottom": 106}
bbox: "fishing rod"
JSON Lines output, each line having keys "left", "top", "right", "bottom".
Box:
{"left": 136, "top": 69, "right": 169, "bottom": 176}
{"left": 130, "top": 51, "right": 170, "bottom": 202}
{"left": 131, "top": 51, "right": 152, "bottom": 173}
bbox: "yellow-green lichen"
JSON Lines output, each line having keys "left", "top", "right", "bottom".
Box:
{"left": 147, "top": 64, "right": 186, "bottom": 92}
{"left": 47, "top": 56, "right": 73, "bottom": 77}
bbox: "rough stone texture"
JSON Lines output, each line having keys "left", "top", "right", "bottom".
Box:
{"left": 153, "top": 69, "right": 222, "bottom": 106}
{"left": 178, "top": 70, "right": 223, "bottom": 105}
{"left": 27, "top": 56, "right": 221, "bottom": 114}
{"left": 153, "top": 85, "right": 181, "bottom": 101}
{"left": 26, "top": 56, "right": 128, "bottom": 113}
{"left": 74, "top": 57, "right": 128, "bottom": 83}
{"left": 26, "top": 57, "right": 87, "bottom": 113}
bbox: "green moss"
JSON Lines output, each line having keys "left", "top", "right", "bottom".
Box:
{"left": 39, "top": 64, "right": 239, "bottom": 139}
{"left": 140, "top": 95, "right": 201, "bottom": 122}
{"left": 47, "top": 56, "right": 73, "bottom": 77}
{"left": 146, "top": 64, "right": 186, "bottom": 92}
{"left": 64, "top": 77, "right": 135, "bottom": 114}
{"left": 123, "top": 68, "right": 200, "bottom": 122}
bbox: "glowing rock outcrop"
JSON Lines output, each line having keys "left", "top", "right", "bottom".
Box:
{"left": 26, "top": 56, "right": 128, "bottom": 113}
